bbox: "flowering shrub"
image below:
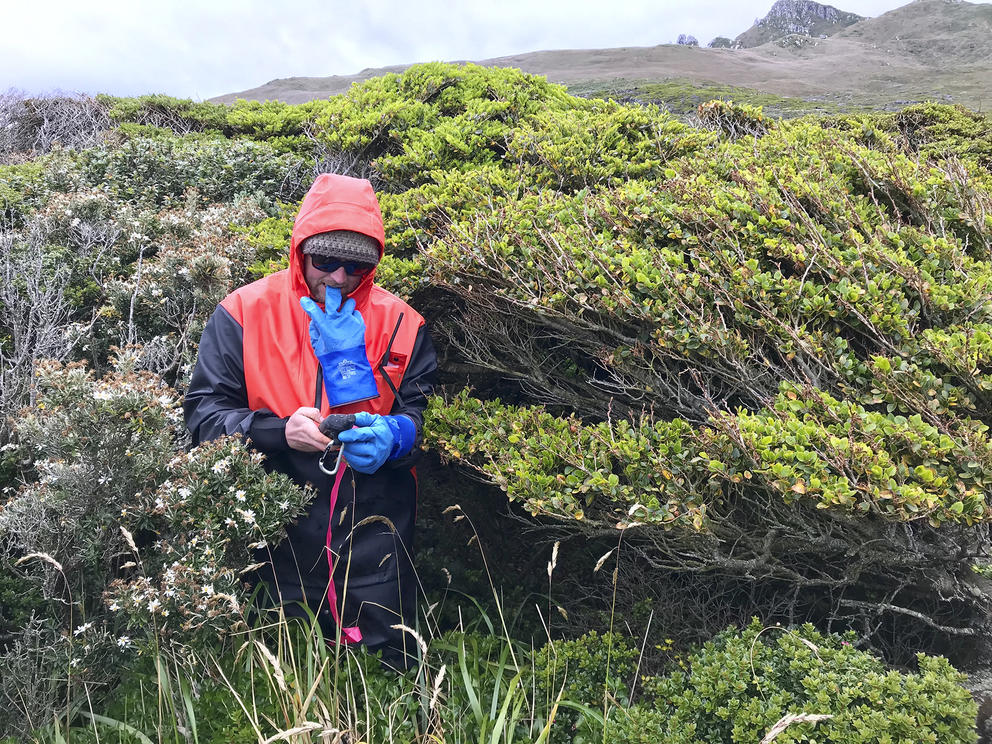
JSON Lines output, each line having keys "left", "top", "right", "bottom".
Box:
{"left": 0, "top": 359, "right": 182, "bottom": 733}
{"left": 0, "top": 356, "right": 311, "bottom": 731}
{"left": 98, "top": 195, "right": 271, "bottom": 382}
{"left": 75, "top": 134, "right": 306, "bottom": 207}
{"left": 105, "top": 436, "right": 311, "bottom": 643}
{"left": 2, "top": 360, "right": 183, "bottom": 602}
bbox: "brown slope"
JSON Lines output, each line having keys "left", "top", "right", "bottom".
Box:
{"left": 211, "top": 0, "right": 992, "bottom": 111}
{"left": 835, "top": 0, "right": 992, "bottom": 66}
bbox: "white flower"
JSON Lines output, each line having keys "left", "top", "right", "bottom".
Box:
{"left": 147, "top": 598, "right": 161, "bottom": 613}
{"left": 109, "top": 602, "right": 121, "bottom": 612}
{"left": 240, "top": 509, "right": 256, "bottom": 525}
{"left": 178, "top": 487, "right": 191, "bottom": 499}
{"left": 224, "top": 517, "right": 236, "bottom": 527}
{"left": 234, "top": 489, "right": 246, "bottom": 502}
{"left": 117, "top": 636, "right": 132, "bottom": 649}
{"left": 202, "top": 584, "right": 214, "bottom": 596}
{"left": 73, "top": 622, "right": 94, "bottom": 636}
{"left": 278, "top": 500, "right": 289, "bottom": 510}
{"left": 154, "top": 496, "right": 166, "bottom": 510}
{"left": 211, "top": 459, "right": 230, "bottom": 475}
{"left": 92, "top": 389, "right": 113, "bottom": 401}
{"left": 158, "top": 395, "right": 173, "bottom": 407}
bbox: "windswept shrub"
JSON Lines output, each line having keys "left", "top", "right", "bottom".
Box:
{"left": 507, "top": 102, "right": 713, "bottom": 191}
{"left": 696, "top": 99, "right": 769, "bottom": 139}
{"left": 607, "top": 619, "right": 978, "bottom": 743}
{"left": 313, "top": 62, "right": 579, "bottom": 188}
{"left": 76, "top": 134, "right": 306, "bottom": 208}
{"left": 0, "top": 91, "right": 109, "bottom": 161}
{"left": 427, "top": 391, "right": 711, "bottom": 527}
{"left": 893, "top": 103, "right": 992, "bottom": 168}
{"left": 100, "top": 93, "right": 230, "bottom": 136}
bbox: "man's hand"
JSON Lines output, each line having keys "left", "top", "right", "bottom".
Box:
{"left": 338, "top": 411, "right": 416, "bottom": 474}
{"left": 286, "top": 407, "right": 332, "bottom": 452}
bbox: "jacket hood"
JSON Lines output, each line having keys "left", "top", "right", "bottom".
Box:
{"left": 290, "top": 174, "right": 386, "bottom": 310}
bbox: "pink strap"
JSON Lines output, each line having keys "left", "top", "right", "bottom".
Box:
{"left": 325, "top": 462, "right": 363, "bottom": 644}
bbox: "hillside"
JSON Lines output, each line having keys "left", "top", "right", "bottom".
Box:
{"left": 211, "top": 0, "right": 992, "bottom": 114}
{"left": 734, "top": 0, "right": 864, "bottom": 48}
{"left": 836, "top": 0, "right": 992, "bottom": 65}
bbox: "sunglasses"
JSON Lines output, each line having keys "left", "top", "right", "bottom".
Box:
{"left": 309, "top": 256, "right": 375, "bottom": 276}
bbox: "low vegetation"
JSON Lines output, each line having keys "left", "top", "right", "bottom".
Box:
{"left": 1, "top": 63, "right": 990, "bottom": 741}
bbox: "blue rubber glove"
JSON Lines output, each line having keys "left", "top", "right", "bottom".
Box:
{"left": 300, "top": 289, "right": 378, "bottom": 407}
{"left": 338, "top": 411, "right": 417, "bottom": 474}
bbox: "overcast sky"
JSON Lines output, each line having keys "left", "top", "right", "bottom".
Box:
{"left": 3, "top": 0, "right": 988, "bottom": 100}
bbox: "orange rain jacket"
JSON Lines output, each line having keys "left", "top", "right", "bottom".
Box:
{"left": 184, "top": 174, "right": 437, "bottom": 665}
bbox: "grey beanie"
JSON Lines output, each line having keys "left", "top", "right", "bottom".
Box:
{"left": 300, "top": 230, "right": 380, "bottom": 266}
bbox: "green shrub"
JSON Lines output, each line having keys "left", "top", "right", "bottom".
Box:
{"left": 313, "top": 62, "right": 579, "bottom": 188}
{"left": 535, "top": 631, "right": 637, "bottom": 744}
{"left": 75, "top": 135, "right": 306, "bottom": 208}
{"left": 233, "top": 207, "right": 295, "bottom": 279}
{"left": 608, "top": 619, "right": 978, "bottom": 743}
{"left": 101, "top": 93, "right": 231, "bottom": 135}
{"left": 893, "top": 103, "right": 992, "bottom": 168}
{"left": 697, "top": 99, "right": 769, "bottom": 139}
{"left": 506, "top": 101, "right": 713, "bottom": 191}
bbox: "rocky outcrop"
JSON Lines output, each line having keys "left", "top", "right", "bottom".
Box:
{"left": 707, "top": 36, "right": 735, "bottom": 48}
{"left": 735, "top": 0, "right": 864, "bottom": 48}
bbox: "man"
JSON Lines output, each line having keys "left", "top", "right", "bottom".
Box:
{"left": 184, "top": 173, "right": 437, "bottom": 668}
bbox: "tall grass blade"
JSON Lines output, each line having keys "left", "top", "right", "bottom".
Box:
{"left": 78, "top": 711, "right": 156, "bottom": 744}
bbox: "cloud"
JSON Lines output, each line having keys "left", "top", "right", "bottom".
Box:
{"left": 3, "top": 0, "right": 989, "bottom": 99}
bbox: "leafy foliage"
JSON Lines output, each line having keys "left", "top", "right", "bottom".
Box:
{"left": 1, "top": 64, "right": 991, "bottom": 739}
{"left": 608, "top": 619, "right": 978, "bottom": 743}
{"left": 76, "top": 133, "right": 306, "bottom": 208}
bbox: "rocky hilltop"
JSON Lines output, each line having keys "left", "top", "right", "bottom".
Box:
{"left": 734, "top": 0, "right": 864, "bottom": 47}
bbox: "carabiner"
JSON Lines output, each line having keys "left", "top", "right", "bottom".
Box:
{"left": 319, "top": 444, "right": 345, "bottom": 476}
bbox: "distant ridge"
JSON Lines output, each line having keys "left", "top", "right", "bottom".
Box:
{"left": 735, "top": 0, "right": 864, "bottom": 48}
{"left": 211, "top": 0, "right": 992, "bottom": 112}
